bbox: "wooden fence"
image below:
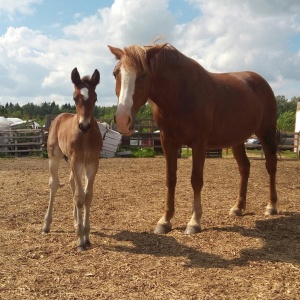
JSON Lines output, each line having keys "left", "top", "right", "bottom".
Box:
{"left": 245, "top": 131, "right": 300, "bottom": 158}
{"left": 0, "top": 128, "right": 44, "bottom": 157}
{"left": 0, "top": 116, "right": 299, "bottom": 158}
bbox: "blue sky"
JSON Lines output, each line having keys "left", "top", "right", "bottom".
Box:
{"left": 0, "top": 0, "right": 299, "bottom": 107}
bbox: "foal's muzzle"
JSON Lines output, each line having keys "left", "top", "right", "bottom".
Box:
{"left": 79, "top": 123, "right": 91, "bottom": 133}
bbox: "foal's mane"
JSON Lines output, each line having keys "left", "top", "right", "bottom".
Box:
{"left": 122, "top": 41, "right": 182, "bottom": 75}
{"left": 81, "top": 75, "right": 93, "bottom": 86}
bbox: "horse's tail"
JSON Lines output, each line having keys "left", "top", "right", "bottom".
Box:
{"left": 276, "top": 129, "right": 282, "bottom": 156}
{"left": 263, "top": 128, "right": 280, "bottom": 156}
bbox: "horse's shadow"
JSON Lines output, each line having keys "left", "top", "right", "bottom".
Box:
{"left": 93, "top": 212, "right": 300, "bottom": 269}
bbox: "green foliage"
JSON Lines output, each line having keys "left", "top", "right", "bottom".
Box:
{"left": 136, "top": 104, "right": 153, "bottom": 119}
{"left": 275, "top": 96, "right": 298, "bottom": 131}
{"left": 277, "top": 110, "right": 296, "bottom": 131}
{"left": 130, "top": 147, "right": 155, "bottom": 158}
{"left": 276, "top": 95, "right": 298, "bottom": 117}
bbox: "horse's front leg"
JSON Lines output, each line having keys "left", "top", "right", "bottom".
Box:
{"left": 154, "top": 140, "right": 179, "bottom": 234}
{"left": 83, "top": 162, "right": 99, "bottom": 247}
{"left": 71, "top": 162, "right": 86, "bottom": 251}
{"left": 229, "top": 144, "right": 250, "bottom": 216}
{"left": 42, "top": 156, "right": 61, "bottom": 233}
{"left": 184, "top": 145, "right": 206, "bottom": 234}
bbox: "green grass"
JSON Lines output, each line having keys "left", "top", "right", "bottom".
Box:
{"left": 129, "top": 147, "right": 156, "bottom": 158}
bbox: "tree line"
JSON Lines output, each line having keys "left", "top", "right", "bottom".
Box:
{"left": 0, "top": 95, "right": 299, "bottom": 131}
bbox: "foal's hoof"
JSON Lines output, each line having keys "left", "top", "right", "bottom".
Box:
{"left": 184, "top": 225, "right": 201, "bottom": 235}
{"left": 265, "top": 206, "right": 278, "bottom": 216}
{"left": 77, "top": 245, "right": 87, "bottom": 252}
{"left": 85, "top": 240, "right": 92, "bottom": 248}
{"left": 229, "top": 207, "right": 243, "bottom": 216}
{"left": 41, "top": 228, "right": 50, "bottom": 234}
{"left": 154, "top": 223, "right": 172, "bottom": 234}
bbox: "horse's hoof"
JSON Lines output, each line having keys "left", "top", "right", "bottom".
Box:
{"left": 154, "top": 223, "right": 172, "bottom": 234}
{"left": 184, "top": 225, "right": 201, "bottom": 235}
{"left": 229, "top": 207, "right": 243, "bottom": 216}
{"left": 265, "top": 207, "right": 278, "bottom": 216}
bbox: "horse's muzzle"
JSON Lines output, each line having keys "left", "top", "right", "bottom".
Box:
{"left": 79, "top": 123, "right": 91, "bottom": 133}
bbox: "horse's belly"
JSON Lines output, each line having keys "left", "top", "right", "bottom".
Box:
{"left": 207, "top": 127, "right": 256, "bottom": 148}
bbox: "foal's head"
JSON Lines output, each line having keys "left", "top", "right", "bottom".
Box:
{"left": 108, "top": 43, "right": 166, "bottom": 136}
{"left": 71, "top": 67, "right": 100, "bottom": 133}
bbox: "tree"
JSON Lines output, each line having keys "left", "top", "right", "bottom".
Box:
{"left": 277, "top": 111, "right": 296, "bottom": 132}
{"left": 276, "top": 95, "right": 298, "bottom": 117}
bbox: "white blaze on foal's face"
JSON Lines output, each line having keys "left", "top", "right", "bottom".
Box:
{"left": 79, "top": 87, "right": 90, "bottom": 125}
{"left": 116, "top": 66, "right": 136, "bottom": 132}
{"left": 80, "top": 87, "right": 89, "bottom": 100}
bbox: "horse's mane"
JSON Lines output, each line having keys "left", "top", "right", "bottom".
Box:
{"left": 122, "top": 40, "right": 182, "bottom": 75}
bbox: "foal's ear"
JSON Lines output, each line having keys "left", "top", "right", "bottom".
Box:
{"left": 91, "top": 69, "right": 100, "bottom": 86}
{"left": 108, "top": 45, "right": 124, "bottom": 60}
{"left": 71, "top": 68, "right": 81, "bottom": 86}
{"left": 146, "top": 43, "right": 167, "bottom": 61}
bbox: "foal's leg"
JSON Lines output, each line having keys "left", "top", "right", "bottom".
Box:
{"left": 71, "top": 162, "right": 86, "bottom": 251}
{"left": 184, "top": 146, "right": 206, "bottom": 234}
{"left": 229, "top": 144, "right": 250, "bottom": 216}
{"left": 69, "top": 171, "right": 78, "bottom": 228}
{"left": 259, "top": 136, "right": 278, "bottom": 215}
{"left": 83, "top": 162, "right": 99, "bottom": 247}
{"left": 154, "top": 142, "right": 179, "bottom": 234}
{"left": 42, "top": 155, "right": 61, "bottom": 233}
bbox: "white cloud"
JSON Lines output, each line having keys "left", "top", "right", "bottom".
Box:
{"left": 0, "top": 0, "right": 42, "bottom": 20}
{"left": 177, "top": 0, "right": 300, "bottom": 95}
{"left": 0, "top": 0, "right": 299, "bottom": 108}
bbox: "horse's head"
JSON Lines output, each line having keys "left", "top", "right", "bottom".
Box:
{"left": 71, "top": 68, "right": 100, "bottom": 134}
{"left": 108, "top": 43, "right": 166, "bottom": 136}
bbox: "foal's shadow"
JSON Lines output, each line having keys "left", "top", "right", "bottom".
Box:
{"left": 93, "top": 212, "right": 300, "bottom": 268}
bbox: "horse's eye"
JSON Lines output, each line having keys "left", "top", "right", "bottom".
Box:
{"left": 137, "top": 73, "right": 147, "bottom": 81}
{"left": 113, "top": 72, "right": 116, "bottom": 78}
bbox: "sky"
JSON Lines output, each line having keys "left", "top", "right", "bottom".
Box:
{"left": 0, "top": 0, "right": 300, "bottom": 107}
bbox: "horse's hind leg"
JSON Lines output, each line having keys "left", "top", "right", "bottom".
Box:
{"left": 229, "top": 144, "right": 250, "bottom": 216}
{"left": 42, "top": 155, "right": 61, "bottom": 233}
{"left": 258, "top": 134, "right": 278, "bottom": 215}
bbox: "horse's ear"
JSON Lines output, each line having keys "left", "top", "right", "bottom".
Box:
{"left": 71, "top": 68, "right": 81, "bottom": 86}
{"left": 108, "top": 45, "right": 124, "bottom": 60}
{"left": 91, "top": 69, "right": 100, "bottom": 86}
{"left": 146, "top": 43, "right": 168, "bottom": 61}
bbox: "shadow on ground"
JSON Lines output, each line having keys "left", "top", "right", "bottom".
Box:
{"left": 94, "top": 212, "right": 300, "bottom": 269}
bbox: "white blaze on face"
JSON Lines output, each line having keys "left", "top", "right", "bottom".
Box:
{"left": 116, "top": 66, "right": 136, "bottom": 132}
{"left": 80, "top": 87, "right": 89, "bottom": 100}
{"left": 79, "top": 87, "right": 90, "bottom": 125}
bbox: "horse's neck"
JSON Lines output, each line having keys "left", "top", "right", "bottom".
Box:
{"left": 150, "top": 56, "right": 210, "bottom": 113}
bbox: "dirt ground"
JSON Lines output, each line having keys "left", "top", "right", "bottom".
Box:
{"left": 0, "top": 156, "right": 299, "bottom": 299}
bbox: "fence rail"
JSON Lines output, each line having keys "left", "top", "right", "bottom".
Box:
{"left": 0, "top": 117, "right": 299, "bottom": 158}
{"left": 0, "top": 129, "right": 44, "bottom": 157}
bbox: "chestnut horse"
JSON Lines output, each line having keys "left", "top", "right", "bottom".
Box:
{"left": 42, "top": 68, "right": 102, "bottom": 250}
{"left": 108, "top": 42, "right": 278, "bottom": 234}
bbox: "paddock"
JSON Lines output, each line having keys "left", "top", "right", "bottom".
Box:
{"left": 1, "top": 157, "right": 300, "bottom": 299}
